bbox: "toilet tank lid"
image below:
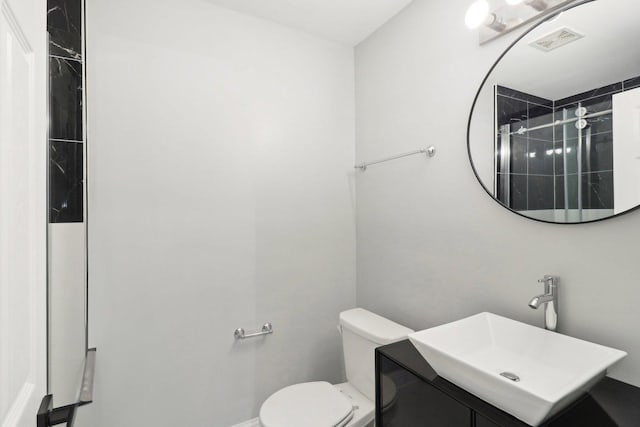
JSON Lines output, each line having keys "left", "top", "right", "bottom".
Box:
{"left": 339, "top": 308, "right": 414, "bottom": 345}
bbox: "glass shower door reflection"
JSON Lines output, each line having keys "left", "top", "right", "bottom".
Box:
{"left": 495, "top": 87, "right": 615, "bottom": 223}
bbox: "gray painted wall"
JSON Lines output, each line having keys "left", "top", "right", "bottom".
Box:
{"left": 82, "top": 0, "right": 356, "bottom": 425}
{"left": 355, "top": 0, "right": 640, "bottom": 387}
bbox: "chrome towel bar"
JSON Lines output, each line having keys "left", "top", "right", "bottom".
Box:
{"left": 355, "top": 146, "right": 436, "bottom": 172}
{"left": 234, "top": 323, "right": 273, "bottom": 340}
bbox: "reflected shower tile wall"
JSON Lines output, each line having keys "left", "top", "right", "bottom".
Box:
{"left": 554, "top": 136, "right": 579, "bottom": 176}
{"left": 582, "top": 172, "right": 614, "bottom": 210}
{"left": 585, "top": 132, "right": 614, "bottom": 172}
{"left": 509, "top": 175, "right": 527, "bottom": 211}
{"left": 623, "top": 76, "right": 640, "bottom": 91}
{"left": 528, "top": 105, "right": 554, "bottom": 141}
{"left": 48, "top": 0, "right": 84, "bottom": 223}
{"left": 555, "top": 175, "right": 579, "bottom": 210}
{"left": 497, "top": 86, "right": 553, "bottom": 108}
{"left": 495, "top": 82, "right": 626, "bottom": 212}
{"left": 528, "top": 176, "right": 554, "bottom": 210}
{"left": 528, "top": 140, "right": 554, "bottom": 176}
{"left": 496, "top": 95, "right": 527, "bottom": 127}
{"left": 509, "top": 136, "right": 528, "bottom": 175}
{"left": 555, "top": 82, "right": 622, "bottom": 107}
{"left": 495, "top": 86, "right": 555, "bottom": 211}
{"left": 550, "top": 75, "right": 640, "bottom": 211}
{"left": 555, "top": 95, "right": 614, "bottom": 142}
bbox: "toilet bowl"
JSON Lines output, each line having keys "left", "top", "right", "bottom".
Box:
{"left": 259, "top": 308, "right": 413, "bottom": 427}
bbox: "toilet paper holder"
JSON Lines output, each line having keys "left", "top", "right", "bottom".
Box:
{"left": 234, "top": 323, "right": 273, "bottom": 340}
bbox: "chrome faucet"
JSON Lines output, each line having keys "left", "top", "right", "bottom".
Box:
{"left": 529, "top": 275, "right": 558, "bottom": 331}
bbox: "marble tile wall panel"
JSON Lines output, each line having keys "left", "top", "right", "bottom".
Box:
{"left": 49, "top": 56, "right": 83, "bottom": 141}
{"left": 48, "top": 0, "right": 84, "bottom": 223}
{"left": 48, "top": 0, "right": 82, "bottom": 59}
{"left": 50, "top": 141, "right": 84, "bottom": 222}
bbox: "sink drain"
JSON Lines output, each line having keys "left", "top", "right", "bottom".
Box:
{"left": 500, "top": 372, "right": 520, "bottom": 382}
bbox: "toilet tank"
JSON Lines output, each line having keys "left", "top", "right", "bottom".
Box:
{"left": 339, "top": 308, "right": 414, "bottom": 401}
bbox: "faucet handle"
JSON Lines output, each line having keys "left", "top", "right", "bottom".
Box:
{"left": 537, "top": 275, "right": 558, "bottom": 288}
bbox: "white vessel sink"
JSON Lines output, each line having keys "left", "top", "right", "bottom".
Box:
{"left": 408, "top": 313, "right": 627, "bottom": 426}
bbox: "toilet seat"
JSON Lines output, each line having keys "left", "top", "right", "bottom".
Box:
{"left": 259, "top": 382, "right": 354, "bottom": 427}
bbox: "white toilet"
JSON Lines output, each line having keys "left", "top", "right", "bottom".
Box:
{"left": 259, "top": 308, "right": 414, "bottom": 427}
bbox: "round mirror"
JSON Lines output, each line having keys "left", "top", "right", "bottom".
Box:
{"left": 468, "top": 0, "right": 640, "bottom": 223}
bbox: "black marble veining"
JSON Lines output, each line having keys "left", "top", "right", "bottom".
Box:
{"left": 377, "top": 340, "right": 640, "bottom": 427}
{"left": 582, "top": 172, "right": 614, "bottom": 210}
{"left": 48, "top": 0, "right": 81, "bottom": 33}
{"left": 48, "top": 0, "right": 84, "bottom": 224}
{"left": 49, "top": 56, "right": 83, "bottom": 141}
{"left": 49, "top": 28, "right": 82, "bottom": 60}
{"left": 49, "top": 141, "right": 83, "bottom": 223}
{"left": 497, "top": 95, "right": 528, "bottom": 127}
{"left": 497, "top": 86, "right": 553, "bottom": 108}
{"left": 555, "top": 83, "right": 623, "bottom": 108}
{"left": 623, "top": 76, "right": 640, "bottom": 91}
{"left": 47, "top": 0, "right": 82, "bottom": 60}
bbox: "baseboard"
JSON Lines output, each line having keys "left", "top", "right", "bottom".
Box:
{"left": 230, "top": 418, "right": 260, "bottom": 427}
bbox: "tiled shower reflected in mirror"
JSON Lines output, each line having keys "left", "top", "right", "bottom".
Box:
{"left": 495, "top": 77, "right": 640, "bottom": 223}
{"left": 47, "top": 0, "right": 88, "bottom": 408}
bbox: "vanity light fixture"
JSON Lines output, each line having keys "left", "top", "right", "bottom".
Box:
{"left": 465, "top": 0, "right": 507, "bottom": 31}
{"left": 468, "top": 0, "right": 574, "bottom": 45}
{"left": 507, "top": 0, "right": 549, "bottom": 11}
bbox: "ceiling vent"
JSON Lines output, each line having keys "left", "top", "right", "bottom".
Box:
{"left": 530, "top": 27, "right": 584, "bottom": 52}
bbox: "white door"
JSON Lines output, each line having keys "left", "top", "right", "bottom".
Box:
{"left": 613, "top": 87, "right": 640, "bottom": 214}
{"left": 0, "top": 0, "right": 47, "bottom": 426}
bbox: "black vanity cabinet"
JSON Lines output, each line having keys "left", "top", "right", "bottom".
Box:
{"left": 377, "top": 352, "right": 472, "bottom": 426}
{"left": 375, "top": 340, "right": 640, "bottom": 427}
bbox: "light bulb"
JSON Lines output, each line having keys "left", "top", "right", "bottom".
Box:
{"left": 465, "top": 0, "right": 490, "bottom": 29}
